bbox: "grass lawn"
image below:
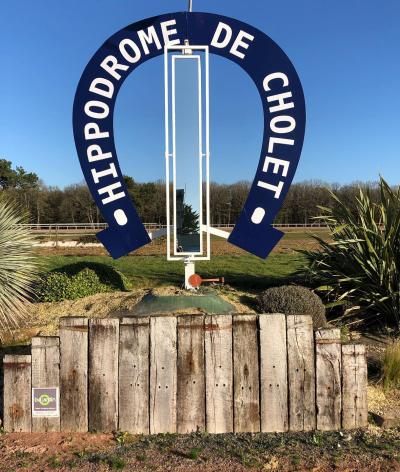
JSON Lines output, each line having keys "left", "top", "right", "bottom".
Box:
{"left": 39, "top": 253, "right": 306, "bottom": 290}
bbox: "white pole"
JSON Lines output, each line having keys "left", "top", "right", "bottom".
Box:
{"left": 188, "top": 0, "right": 193, "bottom": 12}
{"left": 184, "top": 258, "right": 196, "bottom": 289}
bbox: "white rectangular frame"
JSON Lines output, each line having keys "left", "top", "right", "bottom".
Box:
{"left": 172, "top": 54, "right": 203, "bottom": 257}
{"left": 165, "top": 45, "right": 210, "bottom": 261}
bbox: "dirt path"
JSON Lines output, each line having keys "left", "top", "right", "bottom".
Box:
{"left": 0, "top": 429, "right": 399, "bottom": 471}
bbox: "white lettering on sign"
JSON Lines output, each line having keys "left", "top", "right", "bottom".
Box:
{"left": 211, "top": 22, "right": 232, "bottom": 48}
{"left": 100, "top": 56, "right": 129, "bottom": 81}
{"left": 89, "top": 78, "right": 114, "bottom": 99}
{"left": 83, "top": 19, "right": 181, "bottom": 211}
{"left": 119, "top": 38, "right": 142, "bottom": 64}
{"left": 257, "top": 180, "right": 284, "bottom": 199}
{"left": 138, "top": 26, "right": 162, "bottom": 55}
{"left": 270, "top": 115, "right": 296, "bottom": 134}
{"left": 267, "top": 91, "right": 294, "bottom": 113}
{"left": 257, "top": 72, "right": 296, "bottom": 199}
{"left": 98, "top": 181, "right": 126, "bottom": 205}
{"left": 211, "top": 22, "right": 254, "bottom": 60}
{"left": 230, "top": 30, "right": 254, "bottom": 59}
{"left": 262, "top": 155, "right": 290, "bottom": 177}
{"left": 263, "top": 72, "right": 289, "bottom": 91}
{"left": 87, "top": 144, "right": 112, "bottom": 163}
{"left": 84, "top": 123, "right": 110, "bottom": 141}
{"left": 161, "top": 19, "right": 180, "bottom": 46}
{"left": 268, "top": 137, "right": 294, "bottom": 154}
{"left": 84, "top": 100, "right": 109, "bottom": 119}
{"left": 91, "top": 163, "right": 118, "bottom": 184}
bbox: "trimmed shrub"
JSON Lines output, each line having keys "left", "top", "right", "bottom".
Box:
{"left": 55, "top": 262, "right": 131, "bottom": 292}
{"left": 258, "top": 285, "right": 327, "bottom": 329}
{"left": 38, "top": 272, "right": 71, "bottom": 302}
{"left": 37, "top": 269, "right": 110, "bottom": 302}
{"left": 37, "top": 263, "right": 131, "bottom": 302}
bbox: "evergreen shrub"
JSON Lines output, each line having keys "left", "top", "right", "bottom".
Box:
{"left": 258, "top": 285, "right": 327, "bottom": 329}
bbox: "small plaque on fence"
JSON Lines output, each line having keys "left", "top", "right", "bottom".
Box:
{"left": 32, "top": 387, "right": 60, "bottom": 417}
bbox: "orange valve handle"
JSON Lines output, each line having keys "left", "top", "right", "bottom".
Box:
{"left": 188, "top": 274, "right": 224, "bottom": 287}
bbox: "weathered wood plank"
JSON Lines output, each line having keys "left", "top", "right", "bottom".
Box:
{"left": 259, "top": 314, "right": 288, "bottom": 432}
{"left": 3, "top": 355, "right": 32, "bottom": 432}
{"left": 31, "top": 337, "right": 60, "bottom": 432}
{"left": 88, "top": 319, "right": 119, "bottom": 432}
{"left": 150, "top": 316, "right": 177, "bottom": 434}
{"left": 342, "top": 344, "right": 368, "bottom": 429}
{"left": 119, "top": 317, "right": 150, "bottom": 434}
{"left": 315, "top": 329, "right": 342, "bottom": 431}
{"left": 233, "top": 314, "right": 260, "bottom": 433}
{"left": 60, "top": 317, "right": 88, "bottom": 432}
{"left": 177, "top": 315, "right": 205, "bottom": 433}
{"left": 287, "top": 315, "right": 316, "bottom": 431}
{"left": 205, "top": 315, "right": 233, "bottom": 434}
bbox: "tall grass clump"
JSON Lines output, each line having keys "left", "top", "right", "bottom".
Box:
{"left": 0, "top": 197, "right": 38, "bottom": 339}
{"left": 300, "top": 177, "right": 400, "bottom": 329}
{"left": 381, "top": 341, "right": 400, "bottom": 389}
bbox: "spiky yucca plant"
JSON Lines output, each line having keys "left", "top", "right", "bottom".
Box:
{"left": 0, "top": 197, "right": 38, "bottom": 340}
{"left": 301, "top": 177, "right": 400, "bottom": 329}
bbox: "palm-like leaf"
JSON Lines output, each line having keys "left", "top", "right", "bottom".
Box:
{"left": 300, "top": 177, "right": 400, "bottom": 329}
{"left": 0, "top": 197, "right": 38, "bottom": 340}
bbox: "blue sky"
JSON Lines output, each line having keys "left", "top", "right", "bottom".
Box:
{"left": 1, "top": 0, "right": 399, "bottom": 188}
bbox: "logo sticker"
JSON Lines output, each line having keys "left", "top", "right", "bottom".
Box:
{"left": 32, "top": 387, "right": 60, "bottom": 417}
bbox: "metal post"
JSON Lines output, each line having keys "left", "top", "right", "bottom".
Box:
{"left": 188, "top": 0, "right": 193, "bottom": 12}
{"left": 184, "top": 258, "right": 195, "bottom": 289}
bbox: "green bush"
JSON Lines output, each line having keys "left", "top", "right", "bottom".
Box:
{"left": 300, "top": 177, "right": 400, "bottom": 329}
{"left": 37, "top": 262, "right": 131, "bottom": 302}
{"left": 381, "top": 340, "right": 400, "bottom": 389}
{"left": 258, "top": 285, "right": 327, "bottom": 329}
{"left": 56, "top": 262, "right": 131, "bottom": 291}
{"left": 37, "top": 269, "right": 110, "bottom": 302}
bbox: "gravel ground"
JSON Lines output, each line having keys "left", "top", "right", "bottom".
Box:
{"left": 0, "top": 428, "right": 399, "bottom": 471}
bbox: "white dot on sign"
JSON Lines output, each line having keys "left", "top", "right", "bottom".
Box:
{"left": 251, "top": 207, "right": 265, "bottom": 224}
{"left": 114, "top": 209, "right": 128, "bottom": 226}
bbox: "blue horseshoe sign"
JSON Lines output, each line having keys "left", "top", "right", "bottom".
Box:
{"left": 73, "top": 12, "right": 306, "bottom": 259}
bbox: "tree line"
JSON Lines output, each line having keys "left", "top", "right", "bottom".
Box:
{"left": 0, "top": 158, "right": 387, "bottom": 225}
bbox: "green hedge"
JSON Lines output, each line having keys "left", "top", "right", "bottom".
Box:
{"left": 37, "top": 262, "right": 131, "bottom": 302}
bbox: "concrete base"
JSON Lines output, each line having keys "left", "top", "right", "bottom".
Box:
{"left": 122, "top": 291, "right": 236, "bottom": 316}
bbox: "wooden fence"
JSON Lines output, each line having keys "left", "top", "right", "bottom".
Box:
{"left": 3, "top": 314, "right": 368, "bottom": 434}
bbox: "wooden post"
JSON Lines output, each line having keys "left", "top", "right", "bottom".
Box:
{"left": 233, "top": 314, "right": 260, "bottom": 433}
{"left": 150, "top": 316, "right": 177, "bottom": 434}
{"left": 259, "top": 314, "right": 288, "bottom": 432}
{"left": 315, "top": 328, "right": 342, "bottom": 431}
{"left": 177, "top": 315, "right": 205, "bottom": 433}
{"left": 59, "top": 317, "right": 88, "bottom": 432}
{"left": 119, "top": 317, "right": 150, "bottom": 434}
{"left": 287, "top": 315, "right": 316, "bottom": 431}
{"left": 3, "top": 355, "right": 32, "bottom": 432}
{"left": 88, "top": 319, "right": 119, "bottom": 432}
{"left": 205, "top": 315, "right": 233, "bottom": 433}
{"left": 31, "top": 337, "right": 60, "bottom": 432}
{"left": 342, "top": 344, "right": 368, "bottom": 429}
